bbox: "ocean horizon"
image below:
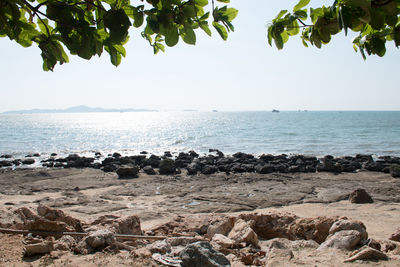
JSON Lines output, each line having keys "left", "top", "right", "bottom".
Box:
{"left": 1, "top": 111, "right": 400, "bottom": 159}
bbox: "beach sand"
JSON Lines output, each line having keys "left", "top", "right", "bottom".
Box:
{"left": 1, "top": 168, "right": 400, "bottom": 266}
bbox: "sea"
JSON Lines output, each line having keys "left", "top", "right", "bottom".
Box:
{"left": 0, "top": 111, "right": 399, "bottom": 160}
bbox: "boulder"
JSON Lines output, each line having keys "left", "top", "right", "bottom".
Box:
{"left": 179, "top": 241, "right": 230, "bottom": 267}
{"left": 329, "top": 219, "right": 368, "bottom": 241}
{"left": 318, "top": 230, "right": 362, "bottom": 250}
{"left": 0, "top": 154, "right": 12, "bottom": 158}
{"left": 389, "top": 228, "right": 400, "bottom": 242}
{"left": 0, "top": 160, "right": 12, "bottom": 167}
{"left": 186, "top": 162, "right": 200, "bottom": 175}
{"left": 159, "top": 159, "right": 176, "bottom": 175}
{"left": 390, "top": 164, "right": 400, "bottom": 178}
{"left": 83, "top": 229, "right": 116, "bottom": 251}
{"left": 37, "top": 205, "right": 83, "bottom": 232}
{"left": 54, "top": 235, "right": 76, "bottom": 251}
{"left": 22, "top": 158, "right": 35, "bottom": 165}
{"left": 141, "top": 165, "right": 155, "bottom": 175}
{"left": 349, "top": 188, "right": 373, "bottom": 203}
{"left": 255, "top": 164, "right": 274, "bottom": 174}
{"left": 227, "top": 219, "right": 259, "bottom": 247}
{"left": 116, "top": 165, "right": 139, "bottom": 178}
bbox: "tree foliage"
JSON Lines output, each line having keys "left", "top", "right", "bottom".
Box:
{"left": 0, "top": 0, "right": 237, "bottom": 70}
{"left": 268, "top": 0, "right": 400, "bottom": 59}
{"left": 1, "top": 0, "right": 399, "bottom": 71}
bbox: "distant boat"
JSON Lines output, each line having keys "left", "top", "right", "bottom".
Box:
{"left": 272, "top": 109, "right": 280, "bottom": 113}
{"left": 212, "top": 110, "right": 218, "bottom": 112}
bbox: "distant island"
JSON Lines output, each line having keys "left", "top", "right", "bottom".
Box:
{"left": 2, "top": 105, "right": 158, "bottom": 114}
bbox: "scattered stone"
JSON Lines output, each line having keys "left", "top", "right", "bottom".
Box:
{"left": 344, "top": 246, "right": 388, "bottom": 262}
{"left": 112, "top": 152, "right": 121, "bottom": 158}
{"left": 390, "top": 164, "right": 400, "bottom": 178}
{"left": 37, "top": 205, "right": 83, "bottom": 232}
{"left": 179, "top": 241, "right": 230, "bottom": 267}
{"left": 0, "top": 154, "right": 12, "bottom": 158}
{"left": 349, "top": 188, "right": 373, "bottom": 203}
{"left": 116, "top": 165, "right": 139, "bottom": 178}
{"left": 318, "top": 230, "right": 362, "bottom": 250}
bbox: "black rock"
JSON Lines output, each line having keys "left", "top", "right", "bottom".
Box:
{"left": 349, "top": 188, "right": 373, "bottom": 203}
{"left": 179, "top": 241, "right": 230, "bottom": 267}
{"left": 201, "top": 165, "right": 218, "bottom": 175}
{"left": 12, "top": 160, "right": 21, "bottom": 166}
{"left": 102, "top": 164, "right": 118, "bottom": 172}
{"left": 143, "top": 155, "right": 161, "bottom": 168}
{"left": 164, "top": 151, "right": 173, "bottom": 157}
{"left": 33, "top": 153, "right": 40, "bottom": 157}
{"left": 51, "top": 153, "right": 58, "bottom": 157}
{"left": 259, "top": 154, "right": 274, "bottom": 162}
{"left": 143, "top": 165, "right": 156, "bottom": 175}
{"left": 112, "top": 152, "right": 121, "bottom": 158}
{"left": 390, "top": 164, "right": 400, "bottom": 178}
{"left": 159, "top": 159, "right": 176, "bottom": 175}
{"left": 66, "top": 154, "right": 80, "bottom": 161}
{"left": 22, "top": 158, "right": 35, "bottom": 165}
{"left": 116, "top": 165, "right": 139, "bottom": 178}
{"left": 140, "top": 151, "right": 148, "bottom": 154}
{"left": 364, "top": 161, "right": 385, "bottom": 172}
{"left": 232, "top": 152, "right": 254, "bottom": 159}
{"left": 186, "top": 162, "right": 200, "bottom": 175}
{"left": 255, "top": 164, "right": 274, "bottom": 174}
{"left": 1, "top": 154, "right": 12, "bottom": 159}
{"left": 188, "top": 150, "right": 199, "bottom": 158}
{"left": 0, "top": 160, "right": 12, "bottom": 167}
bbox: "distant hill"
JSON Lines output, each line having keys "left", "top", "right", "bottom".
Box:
{"left": 3, "top": 105, "right": 158, "bottom": 114}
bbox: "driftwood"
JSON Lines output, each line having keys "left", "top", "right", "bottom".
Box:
{"left": 0, "top": 227, "right": 167, "bottom": 241}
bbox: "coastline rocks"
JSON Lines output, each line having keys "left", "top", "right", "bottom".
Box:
{"left": 159, "top": 159, "right": 176, "bottom": 175}
{"left": 0, "top": 154, "right": 12, "bottom": 158}
{"left": 349, "top": 189, "right": 373, "bottom": 203}
{"left": 179, "top": 241, "right": 230, "bottom": 267}
{"left": 0, "top": 160, "right": 12, "bottom": 167}
{"left": 390, "top": 164, "right": 400, "bottom": 178}
{"left": 116, "top": 165, "right": 139, "bottom": 178}
{"left": 22, "top": 158, "right": 35, "bottom": 165}
{"left": 143, "top": 165, "right": 156, "bottom": 175}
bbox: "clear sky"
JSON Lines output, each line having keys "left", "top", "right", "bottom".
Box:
{"left": 1, "top": 0, "right": 399, "bottom": 112}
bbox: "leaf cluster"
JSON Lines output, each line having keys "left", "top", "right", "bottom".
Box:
{"left": 0, "top": 0, "right": 237, "bottom": 70}
{"left": 268, "top": 0, "right": 400, "bottom": 59}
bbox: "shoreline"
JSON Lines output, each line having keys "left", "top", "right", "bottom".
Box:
{"left": 1, "top": 150, "right": 399, "bottom": 179}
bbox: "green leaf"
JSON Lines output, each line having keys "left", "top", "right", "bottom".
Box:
{"left": 274, "top": 34, "right": 284, "bottom": 49}
{"left": 216, "top": 0, "right": 230, "bottom": 3}
{"left": 181, "top": 26, "right": 196, "bottom": 45}
{"left": 196, "top": 0, "right": 208, "bottom": 7}
{"left": 274, "top": 10, "right": 288, "bottom": 21}
{"left": 165, "top": 25, "right": 179, "bottom": 47}
{"left": 212, "top": 21, "right": 228, "bottom": 40}
{"left": 293, "top": 0, "right": 310, "bottom": 12}
{"left": 199, "top": 21, "right": 212, "bottom": 36}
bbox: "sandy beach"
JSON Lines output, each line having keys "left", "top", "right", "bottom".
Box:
{"left": 0, "top": 167, "right": 400, "bottom": 266}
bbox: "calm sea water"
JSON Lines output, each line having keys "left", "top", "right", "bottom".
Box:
{"left": 0, "top": 111, "right": 399, "bottom": 158}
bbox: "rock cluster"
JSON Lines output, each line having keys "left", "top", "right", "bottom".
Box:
{"left": 2, "top": 150, "right": 400, "bottom": 178}
{"left": 1, "top": 206, "right": 398, "bottom": 265}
